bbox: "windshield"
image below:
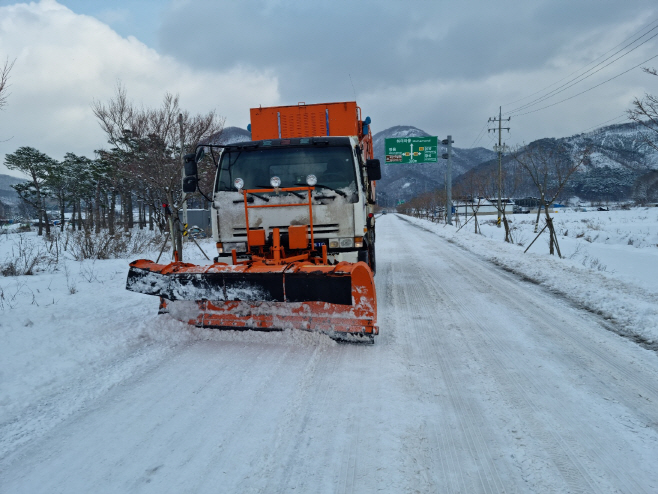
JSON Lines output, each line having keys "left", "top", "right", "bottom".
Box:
{"left": 215, "top": 146, "right": 356, "bottom": 193}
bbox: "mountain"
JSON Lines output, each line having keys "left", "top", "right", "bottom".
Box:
{"left": 4, "top": 122, "right": 654, "bottom": 215}
{"left": 372, "top": 126, "right": 496, "bottom": 206}
{"left": 0, "top": 174, "right": 26, "bottom": 206}
{"left": 570, "top": 122, "right": 658, "bottom": 170}
{"left": 456, "top": 122, "right": 658, "bottom": 202}
{"left": 213, "top": 122, "right": 658, "bottom": 203}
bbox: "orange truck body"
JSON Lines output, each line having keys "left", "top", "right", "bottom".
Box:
{"left": 250, "top": 101, "right": 374, "bottom": 159}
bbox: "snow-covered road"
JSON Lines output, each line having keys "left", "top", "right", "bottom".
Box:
{"left": 2, "top": 214, "right": 658, "bottom": 493}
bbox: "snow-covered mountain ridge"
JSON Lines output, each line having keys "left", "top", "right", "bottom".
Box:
{"left": 455, "top": 121, "right": 658, "bottom": 202}
{"left": 564, "top": 122, "right": 658, "bottom": 170}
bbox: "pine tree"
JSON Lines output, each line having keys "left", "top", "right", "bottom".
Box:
{"left": 4, "top": 147, "right": 57, "bottom": 235}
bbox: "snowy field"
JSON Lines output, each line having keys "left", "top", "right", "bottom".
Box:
{"left": 1, "top": 209, "right": 658, "bottom": 492}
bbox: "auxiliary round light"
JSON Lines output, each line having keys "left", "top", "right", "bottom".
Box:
{"left": 306, "top": 174, "right": 317, "bottom": 186}
{"left": 270, "top": 176, "right": 281, "bottom": 188}
{"left": 234, "top": 178, "right": 244, "bottom": 190}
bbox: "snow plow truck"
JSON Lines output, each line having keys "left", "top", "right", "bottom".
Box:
{"left": 126, "top": 101, "right": 381, "bottom": 342}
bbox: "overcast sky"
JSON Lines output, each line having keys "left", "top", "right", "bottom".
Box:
{"left": 1, "top": 0, "right": 657, "bottom": 177}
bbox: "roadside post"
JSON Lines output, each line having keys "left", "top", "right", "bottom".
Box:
{"left": 442, "top": 136, "right": 453, "bottom": 225}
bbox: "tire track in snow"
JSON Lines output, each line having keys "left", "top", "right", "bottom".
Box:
{"left": 404, "top": 254, "right": 509, "bottom": 492}
{"left": 380, "top": 220, "right": 509, "bottom": 493}
{"left": 396, "top": 214, "right": 658, "bottom": 493}
{"left": 383, "top": 225, "right": 450, "bottom": 493}
{"left": 258, "top": 341, "right": 343, "bottom": 493}
{"left": 407, "top": 221, "right": 619, "bottom": 493}
{"left": 433, "top": 228, "right": 658, "bottom": 493}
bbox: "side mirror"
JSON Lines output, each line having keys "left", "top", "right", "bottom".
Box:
{"left": 182, "top": 176, "right": 198, "bottom": 193}
{"left": 365, "top": 159, "right": 381, "bottom": 181}
{"left": 183, "top": 153, "right": 197, "bottom": 176}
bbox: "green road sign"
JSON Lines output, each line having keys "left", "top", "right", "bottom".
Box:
{"left": 385, "top": 136, "right": 438, "bottom": 164}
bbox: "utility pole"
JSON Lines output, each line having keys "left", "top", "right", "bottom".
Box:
{"left": 441, "top": 136, "right": 454, "bottom": 225}
{"left": 177, "top": 113, "right": 186, "bottom": 261}
{"left": 488, "top": 107, "right": 510, "bottom": 228}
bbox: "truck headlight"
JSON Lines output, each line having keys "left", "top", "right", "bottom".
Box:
{"left": 339, "top": 238, "right": 354, "bottom": 248}
{"left": 328, "top": 238, "right": 355, "bottom": 249}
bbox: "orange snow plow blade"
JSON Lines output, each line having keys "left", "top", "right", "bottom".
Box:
{"left": 126, "top": 259, "right": 378, "bottom": 342}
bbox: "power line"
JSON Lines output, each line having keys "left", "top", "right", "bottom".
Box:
{"left": 579, "top": 113, "right": 630, "bottom": 134}
{"left": 502, "top": 17, "right": 658, "bottom": 108}
{"left": 506, "top": 26, "right": 658, "bottom": 116}
{"left": 510, "top": 52, "right": 658, "bottom": 118}
{"left": 469, "top": 121, "right": 489, "bottom": 148}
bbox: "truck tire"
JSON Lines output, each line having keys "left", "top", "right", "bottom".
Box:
{"left": 357, "top": 243, "right": 376, "bottom": 275}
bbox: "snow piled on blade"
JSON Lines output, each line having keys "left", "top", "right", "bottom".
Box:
{"left": 125, "top": 268, "right": 169, "bottom": 296}
{"left": 164, "top": 274, "right": 278, "bottom": 302}
{"left": 127, "top": 267, "right": 278, "bottom": 302}
{"left": 166, "top": 275, "right": 228, "bottom": 301}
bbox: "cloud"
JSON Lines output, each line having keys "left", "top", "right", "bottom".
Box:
{"left": 0, "top": 0, "right": 279, "bottom": 176}
{"left": 157, "top": 0, "right": 658, "bottom": 147}
{"left": 1, "top": 0, "right": 657, "bottom": 181}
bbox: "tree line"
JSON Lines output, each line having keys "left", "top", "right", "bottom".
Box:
{"left": 4, "top": 85, "right": 224, "bottom": 245}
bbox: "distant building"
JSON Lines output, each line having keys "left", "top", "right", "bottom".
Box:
{"left": 514, "top": 197, "right": 543, "bottom": 208}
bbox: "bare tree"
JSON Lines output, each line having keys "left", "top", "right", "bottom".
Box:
{"left": 480, "top": 159, "right": 521, "bottom": 243}
{"left": 93, "top": 84, "right": 224, "bottom": 260}
{"left": 0, "top": 57, "right": 15, "bottom": 112}
{"left": 512, "top": 142, "right": 589, "bottom": 256}
{"left": 453, "top": 172, "right": 488, "bottom": 234}
{"left": 406, "top": 189, "right": 446, "bottom": 222}
{"left": 632, "top": 170, "right": 658, "bottom": 205}
{"left": 628, "top": 67, "right": 658, "bottom": 151}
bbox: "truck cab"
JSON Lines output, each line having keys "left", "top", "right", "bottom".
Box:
{"left": 182, "top": 101, "right": 380, "bottom": 272}
{"left": 211, "top": 134, "right": 378, "bottom": 270}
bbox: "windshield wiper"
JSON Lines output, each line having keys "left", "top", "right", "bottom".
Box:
{"left": 256, "top": 185, "right": 305, "bottom": 199}
{"left": 232, "top": 191, "right": 269, "bottom": 203}
{"left": 296, "top": 183, "right": 347, "bottom": 197}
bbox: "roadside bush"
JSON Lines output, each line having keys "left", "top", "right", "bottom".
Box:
{"left": 1, "top": 234, "right": 58, "bottom": 276}
{"left": 66, "top": 230, "right": 164, "bottom": 261}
